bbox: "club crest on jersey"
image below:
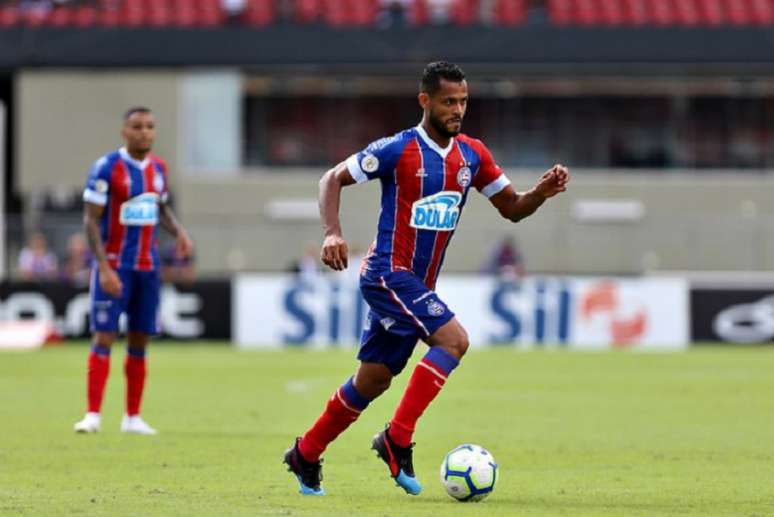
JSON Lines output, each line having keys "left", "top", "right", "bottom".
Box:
{"left": 427, "top": 300, "right": 445, "bottom": 316}
{"left": 119, "top": 192, "right": 159, "bottom": 226}
{"left": 410, "top": 191, "right": 462, "bottom": 232}
{"left": 153, "top": 171, "right": 165, "bottom": 193}
{"left": 457, "top": 166, "right": 472, "bottom": 187}
{"left": 361, "top": 154, "right": 379, "bottom": 173}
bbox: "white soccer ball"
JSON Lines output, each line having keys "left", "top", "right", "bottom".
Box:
{"left": 439, "top": 444, "right": 498, "bottom": 502}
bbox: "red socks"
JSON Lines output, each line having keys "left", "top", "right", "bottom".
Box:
{"left": 87, "top": 345, "right": 111, "bottom": 413}
{"left": 296, "top": 348, "right": 459, "bottom": 461}
{"left": 124, "top": 348, "right": 147, "bottom": 416}
{"left": 298, "top": 377, "right": 370, "bottom": 462}
{"left": 388, "top": 347, "right": 459, "bottom": 447}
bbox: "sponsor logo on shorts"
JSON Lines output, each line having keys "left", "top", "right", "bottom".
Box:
{"left": 380, "top": 317, "right": 396, "bottom": 330}
{"left": 96, "top": 310, "right": 109, "bottom": 324}
{"left": 410, "top": 191, "right": 462, "bottom": 232}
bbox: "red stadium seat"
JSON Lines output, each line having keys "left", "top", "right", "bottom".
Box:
{"left": 47, "top": 7, "right": 73, "bottom": 27}
{"left": 598, "top": 0, "right": 625, "bottom": 25}
{"left": 494, "top": 0, "right": 526, "bottom": 26}
{"left": 650, "top": 0, "right": 677, "bottom": 26}
{"left": 622, "top": 0, "right": 650, "bottom": 25}
{"left": 322, "top": 0, "right": 349, "bottom": 26}
{"left": 575, "top": 0, "right": 599, "bottom": 25}
{"left": 0, "top": 7, "right": 21, "bottom": 27}
{"left": 450, "top": 0, "right": 479, "bottom": 25}
{"left": 199, "top": 0, "right": 226, "bottom": 26}
{"left": 547, "top": 0, "right": 573, "bottom": 25}
{"left": 349, "top": 0, "right": 378, "bottom": 26}
{"left": 725, "top": 0, "right": 753, "bottom": 25}
{"left": 749, "top": 0, "right": 774, "bottom": 24}
{"left": 673, "top": 0, "right": 701, "bottom": 26}
{"left": 295, "top": 0, "right": 322, "bottom": 24}
{"left": 697, "top": 0, "right": 726, "bottom": 25}
{"left": 244, "top": 0, "right": 276, "bottom": 26}
{"left": 72, "top": 7, "right": 100, "bottom": 27}
{"left": 408, "top": 0, "right": 430, "bottom": 25}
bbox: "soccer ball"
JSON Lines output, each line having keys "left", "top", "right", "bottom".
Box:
{"left": 439, "top": 444, "right": 498, "bottom": 502}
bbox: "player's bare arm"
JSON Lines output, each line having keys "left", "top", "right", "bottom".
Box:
{"left": 83, "top": 202, "right": 122, "bottom": 297}
{"left": 490, "top": 164, "right": 570, "bottom": 222}
{"left": 159, "top": 203, "right": 194, "bottom": 259}
{"left": 318, "top": 161, "right": 357, "bottom": 271}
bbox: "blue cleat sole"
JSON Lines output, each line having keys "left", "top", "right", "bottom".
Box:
{"left": 395, "top": 470, "right": 421, "bottom": 495}
{"left": 297, "top": 476, "right": 325, "bottom": 496}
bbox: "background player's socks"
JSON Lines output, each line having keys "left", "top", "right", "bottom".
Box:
{"left": 298, "top": 377, "right": 371, "bottom": 462}
{"left": 87, "top": 344, "right": 111, "bottom": 413}
{"left": 388, "top": 347, "right": 459, "bottom": 448}
{"left": 124, "top": 347, "right": 147, "bottom": 417}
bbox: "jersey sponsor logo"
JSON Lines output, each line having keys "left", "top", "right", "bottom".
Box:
{"left": 361, "top": 154, "right": 379, "bottom": 173}
{"left": 457, "top": 166, "right": 471, "bottom": 187}
{"left": 119, "top": 192, "right": 160, "bottom": 226}
{"left": 410, "top": 191, "right": 462, "bottom": 232}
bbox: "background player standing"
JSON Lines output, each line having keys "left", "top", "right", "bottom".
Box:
{"left": 73, "top": 107, "right": 194, "bottom": 435}
{"left": 284, "top": 62, "right": 569, "bottom": 495}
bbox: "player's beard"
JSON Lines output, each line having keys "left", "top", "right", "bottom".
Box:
{"left": 429, "top": 109, "right": 462, "bottom": 139}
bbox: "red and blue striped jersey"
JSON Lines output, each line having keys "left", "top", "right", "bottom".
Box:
{"left": 82, "top": 147, "right": 169, "bottom": 272}
{"left": 346, "top": 125, "right": 511, "bottom": 289}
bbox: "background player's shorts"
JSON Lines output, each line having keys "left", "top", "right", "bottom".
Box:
{"left": 90, "top": 267, "right": 161, "bottom": 335}
{"left": 358, "top": 270, "right": 455, "bottom": 375}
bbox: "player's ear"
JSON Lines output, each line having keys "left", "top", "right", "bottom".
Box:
{"left": 418, "top": 91, "right": 430, "bottom": 110}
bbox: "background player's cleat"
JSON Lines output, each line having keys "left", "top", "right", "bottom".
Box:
{"left": 73, "top": 412, "right": 101, "bottom": 433}
{"left": 120, "top": 415, "right": 158, "bottom": 435}
{"left": 371, "top": 426, "right": 422, "bottom": 495}
{"left": 283, "top": 438, "right": 325, "bottom": 496}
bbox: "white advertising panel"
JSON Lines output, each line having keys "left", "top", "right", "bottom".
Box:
{"left": 234, "top": 274, "right": 688, "bottom": 350}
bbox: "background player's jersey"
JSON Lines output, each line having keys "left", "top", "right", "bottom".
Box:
{"left": 346, "top": 125, "right": 510, "bottom": 289}
{"left": 82, "top": 147, "right": 169, "bottom": 271}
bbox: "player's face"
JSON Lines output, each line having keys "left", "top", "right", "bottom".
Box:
{"left": 122, "top": 112, "right": 156, "bottom": 155}
{"left": 426, "top": 79, "right": 468, "bottom": 138}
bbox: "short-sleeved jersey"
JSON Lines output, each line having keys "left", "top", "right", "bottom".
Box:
{"left": 347, "top": 125, "right": 511, "bottom": 289}
{"left": 82, "top": 147, "right": 169, "bottom": 272}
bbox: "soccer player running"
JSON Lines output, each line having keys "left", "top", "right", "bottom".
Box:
{"left": 284, "top": 62, "right": 569, "bottom": 495}
{"left": 73, "top": 107, "right": 193, "bottom": 435}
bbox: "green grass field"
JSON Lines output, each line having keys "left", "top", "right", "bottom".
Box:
{"left": 1, "top": 343, "right": 773, "bottom": 516}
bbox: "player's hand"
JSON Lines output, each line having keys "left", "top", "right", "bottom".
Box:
{"left": 321, "top": 234, "right": 349, "bottom": 271}
{"left": 176, "top": 230, "right": 194, "bottom": 259}
{"left": 98, "top": 264, "right": 122, "bottom": 298}
{"left": 534, "top": 164, "right": 570, "bottom": 199}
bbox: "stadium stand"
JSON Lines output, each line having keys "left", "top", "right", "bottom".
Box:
{"left": 1, "top": 0, "right": 774, "bottom": 28}
{"left": 547, "top": 0, "right": 774, "bottom": 27}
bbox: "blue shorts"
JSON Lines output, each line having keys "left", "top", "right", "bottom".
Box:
{"left": 358, "top": 270, "right": 455, "bottom": 375}
{"left": 90, "top": 267, "right": 161, "bottom": 335}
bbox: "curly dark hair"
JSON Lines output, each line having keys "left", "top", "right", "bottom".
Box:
{"left": 420, "top": 61, "right": 466, "bottom": 95}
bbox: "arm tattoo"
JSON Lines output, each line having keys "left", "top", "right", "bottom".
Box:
{"left": 159, "top": 203, "right": 181, "bottom": 237}
{"left": 84, "top": 209, "right": 108, "bottom": 264}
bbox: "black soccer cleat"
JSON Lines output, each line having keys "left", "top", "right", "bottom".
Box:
{"left": 371, "top": 425, "right": 422, "bottom": 495}
{"left": 283, "top": 438, "right": 325, "bottom": 496}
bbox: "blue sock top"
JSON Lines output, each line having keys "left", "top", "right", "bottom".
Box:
{"left": 424, "top": 347, "right": 459, "bottom": 376}
{"left": 91, "top": 344, "right": 111, "bottom": 356}
{"left": 341, "top": 376, "right": 371, "bottom": 411}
